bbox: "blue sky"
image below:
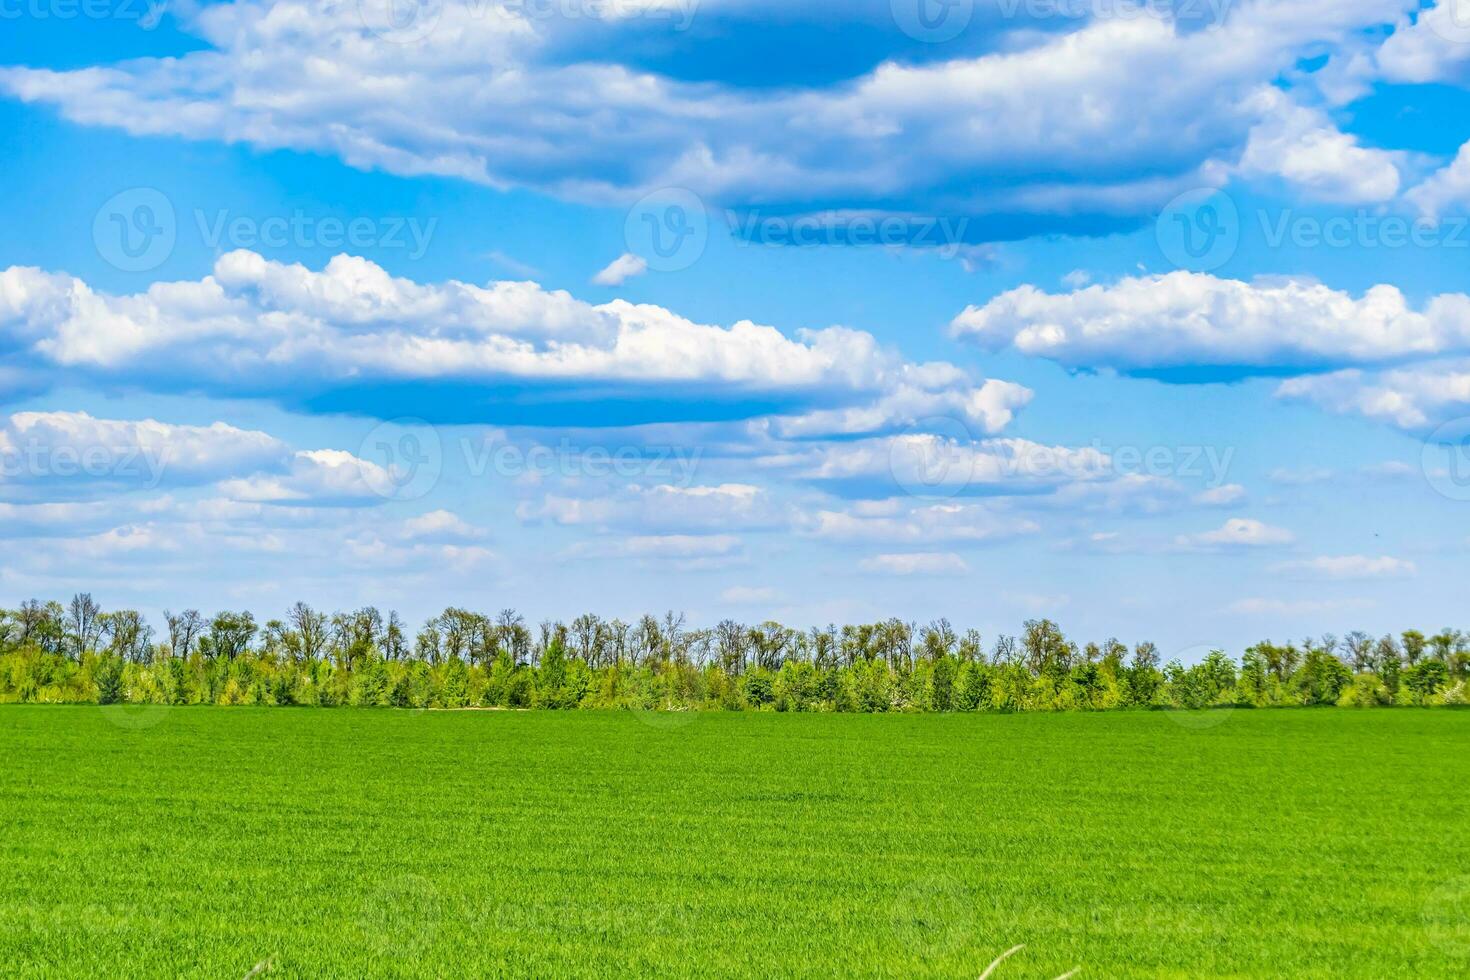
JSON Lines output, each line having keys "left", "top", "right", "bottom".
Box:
{"left": 2, "top": 0, "right": 1470, "bottom": 658}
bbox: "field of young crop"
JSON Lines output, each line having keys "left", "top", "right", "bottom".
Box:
{"left": 0, "top": 706, "right": 1466, "bottom": 978}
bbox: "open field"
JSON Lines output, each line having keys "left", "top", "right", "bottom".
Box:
{"left": 0, "top": 707, "right": 1466, "bottom": 978}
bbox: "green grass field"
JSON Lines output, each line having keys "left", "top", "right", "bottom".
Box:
{"left": 1, "top": 707, "right": 1466, "bottom": 978}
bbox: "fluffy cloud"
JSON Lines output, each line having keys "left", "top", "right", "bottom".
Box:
{"left": 0, "top": 1, "right": 1421, "bottom": 239}
{"left": 1236, "top": 91, "right": 1401, "bottom": 203}
{"left": 1271, "top": 555, "right": 1417, "bottom": 579}
{"left": 1175, "top": 517, "right": 1295, "bottom": 549}
{"left": 771, "top": 433, "right": 1111, "bottom": 497}
{"left": 0, "top": 252, "right": 1018, "bottom": 431}
{"left": 952, "top": 273, "right": 1470, "bottom": 373}
{"left": 216, "top": 449, "right": 392, "bottom": 506}
{"left": 0, "top": 411, "right": 287, "bottom": 496}
{"left": 1276, "top": 362, "right": 1470, "bottom": 432}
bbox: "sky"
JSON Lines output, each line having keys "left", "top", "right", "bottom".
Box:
{"left": 2, "top": 0, "right": 1470, "bottom": 659}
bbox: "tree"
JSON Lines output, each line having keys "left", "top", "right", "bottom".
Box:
{"left": 1405, "top": 659, "right": 1449, "bottom": 703}
{"left": 164, "top": 609, "right": 204, "bottom": 659}
{"left": 1342, "top": 631, "right": 1374, "bottom": 673}
{"left": 287, "top": 602, "right": 328, "bottom": 663}
{"left": 1401, "top": 629, "right": 1427, "bottom": 666}
{"left": 206, "top": 611, "right": 257, "bottom": 661}
{"left": 101, "top": 610, "right": 153, "bottom": 664}
{"left": 67, "top": 593, "right": 102, "bottom": 660}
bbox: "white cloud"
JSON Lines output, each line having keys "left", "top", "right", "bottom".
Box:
{"left": 952, "top": 272, "right": 1470, "bottom": 372}
{"left": 1193, "top": 483, "right": 1247, "bottom": 506}
{"left": 216, "top": 449, "right": 388, "bottom": 506}
{"left": 1236, "top": 90, "right": 1401, "bottom": 203}
{"left": 774, "top": 433, "right": 1111, "bottom": 495}
{"left": 802, "top": 499, "right": 1039, "bottom": 546}
{"left": 562, "top": 533, "right": 744, "bottom": 569}
{"left": 765, "top": 377, "right": 1033, "bottom": 439}
{"left": 0, "top": 252, "right": 1018, "bottom": 433}
{"left": 1271, "top": 555, "right": 1417, "bottom": 579}
{"left": 397, "top": 509, "right": 488, "bottom": 544}
{"left": 1406, "top": 141, "right": 1470, "bottom": 216}
{"left": 0, "top": 1, "right": 1423, "bottom": 236}
{"left": 1176, "top": 517, "right": 1295, "bottom": 550}
{"left": 519, "top": 483, "right": 785, "bottom": 532}
{"left": 858, "top": 552, "right": 969, "bottom": 576}
{"left": 721, "top": 585, "right": 779, "bottom": 604}
{"left": 0, "top": 411, "right": 287, "bottom": 493}
{"left": 1276, "top": 362, "right": 1470, "bottom": 431}
{"left": 592, "top": 253, "right": 649, "bottom": 287}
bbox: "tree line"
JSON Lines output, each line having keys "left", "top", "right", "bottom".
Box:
{"left": 1, "top": 595, "right": 1465, "bottom": 712}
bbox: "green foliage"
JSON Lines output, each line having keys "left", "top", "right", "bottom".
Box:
{"left": 3, "top": 597, "right": 1467, "bottom": 715}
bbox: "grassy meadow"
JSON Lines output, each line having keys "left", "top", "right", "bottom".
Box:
{"left": 0, "top": 706, "right": 1466, "bottom": 977}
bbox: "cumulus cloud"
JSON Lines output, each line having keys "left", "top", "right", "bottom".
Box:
{"left": 952, "top": 273, "right": 1470, "bottom": 373}
{"left": 1276, "top": 362, "right": 1470, "bottom": 432}
{"left": 771, "top": 433, "right": 1112, "bottom": 497}
{"left": 0, "top": 411, "right": 287, "bottom": 496}
{"left": 1175, "top": 517, "right": 1295, "bottom": 550}
{"left": 1236, "top": 91, "right": 1401, "bottom": 203}
{"left": 1271, "top": 555, "right": 1417, "bottom": 579}
{"left": 0, "top": 251, "right": 1019, "bottom": 430}
{"left": 0, "top": 1, "right": 1422, "bottom": 239}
